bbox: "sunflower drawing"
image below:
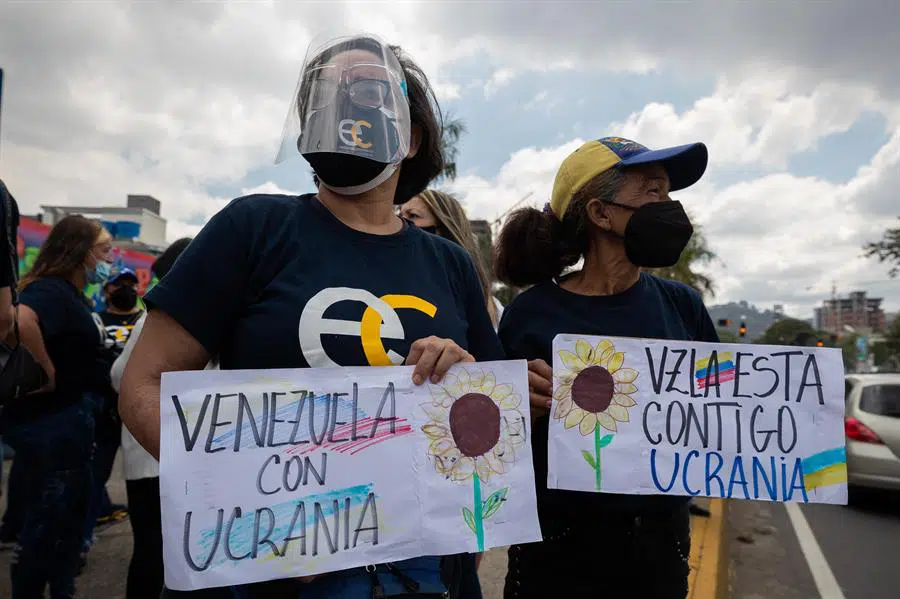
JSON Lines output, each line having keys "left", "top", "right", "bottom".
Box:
{"left": 554, "top": 339, "right": 638, "bottom": 489}
{"left": 421, "top": 368, "right": 526, "bottom": 551}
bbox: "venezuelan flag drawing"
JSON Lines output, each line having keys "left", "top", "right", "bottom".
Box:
{"left": 695, "top": 352, "right": 736, "bottom": 389}
{"left": 802, "top": 447, "right": 848, "bottom": 493}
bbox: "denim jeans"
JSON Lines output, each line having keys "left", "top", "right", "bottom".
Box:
{"left": 83, "top": 423, "right": 120, "bottom": 548}
{"left": 4, "top": 394, "right": 95, "bottom": 599}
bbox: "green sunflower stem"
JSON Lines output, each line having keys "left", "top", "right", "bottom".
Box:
{"left": 473, "top": 471, "right": 485, "bottom": 551}
{"left": 594, "top": 425, "right": 602, "bottom": 490}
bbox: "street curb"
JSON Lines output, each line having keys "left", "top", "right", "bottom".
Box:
{"left": 688, "top": 499, "right": 730, "bottom": 599}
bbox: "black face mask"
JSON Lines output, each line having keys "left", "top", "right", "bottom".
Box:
{"left": 300, "top": 103, "right": 401, "bottom": 191}
{"left": 607, "top": 200, "right": 694, "bottom": 267}
{"left": 109, "top": 286, "right": 138, "bottom": 311}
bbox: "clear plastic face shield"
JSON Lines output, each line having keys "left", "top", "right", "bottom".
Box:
{"left": 275, "top": 35, "right": 412, "bottom": 194}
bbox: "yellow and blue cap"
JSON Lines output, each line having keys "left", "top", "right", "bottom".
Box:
{"left": 549, "top": 137, "right": 708, "bottom": 219}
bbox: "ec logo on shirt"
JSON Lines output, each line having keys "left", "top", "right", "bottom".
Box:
{"left": 338, "top": 119, "right": 373, "bottom": 149}
{"left": 298, "top": 287, "right": 437, "bottom": 368}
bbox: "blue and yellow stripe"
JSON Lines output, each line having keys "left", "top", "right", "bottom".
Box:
{"left": 802, "top": 447, "right": 848, "bottom": 492}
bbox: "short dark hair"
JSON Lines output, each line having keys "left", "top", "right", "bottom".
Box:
{"left": 301, "top": 38, "right": 444, "bottom": 204}
{"left": 152, "top": 237, "right": 192, "bottom": 280}
{"left": 494, "top": 169, "right": 627, "bottom": 287}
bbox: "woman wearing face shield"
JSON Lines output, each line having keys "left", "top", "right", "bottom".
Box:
{"left": 119, "top": 34, "right": 499, "bottom": 599}
{"left": 494, "top": 137, "right": 719, "bottom": 599}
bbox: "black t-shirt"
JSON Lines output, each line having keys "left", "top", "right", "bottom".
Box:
{"left": 0, "top": 180, "right": 20, "bottom": 289}
{"left": 145, "top": 193, "right": 504, "bottom": 369}
{"left": 499, "top": 273, "right": 719, "bottom": 530}
{"left": 8, "top": 276, "right": 109, "bottom": 422}
{"left": 100, "top": 310, "right": 144, "bottom": 358}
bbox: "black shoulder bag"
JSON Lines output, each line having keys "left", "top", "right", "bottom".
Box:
{"left": 0, "top": 190, "right": 47, "bottom": 412}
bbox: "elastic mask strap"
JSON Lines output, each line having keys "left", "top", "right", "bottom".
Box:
{"left": 319, "top": 162, "right": 398, "bottom": 196}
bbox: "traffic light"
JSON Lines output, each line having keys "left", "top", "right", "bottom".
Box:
{"left": 738, "top": 322, "right": 747, "bottom": 337}
{"left": 816, "top": 339, "right": 825, "bottom": 348}
{"left": 716, "top": 319, "right": 732, "bottom": 327}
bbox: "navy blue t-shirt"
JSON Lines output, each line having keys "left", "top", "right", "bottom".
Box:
{"left": 145, "top": 193, "right": 504, "bottom": 368}
{"left": 499, "top": 273, "right": 719, "bottom": 529}
{"left": 8, "top": 276, "right": 108, "bottom": 422}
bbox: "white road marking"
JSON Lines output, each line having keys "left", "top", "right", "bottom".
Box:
{"left": 785, "top": 503, "right": 846, "bottom": 599}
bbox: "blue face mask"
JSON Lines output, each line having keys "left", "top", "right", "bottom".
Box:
{"left": 87, "top": 261, "right": 112, "bottom": 285}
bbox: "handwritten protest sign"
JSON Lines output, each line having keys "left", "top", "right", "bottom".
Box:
{"left": 160, "top": 361, "right": 541, "bottom": 590}
{"left": 548, "top": 335, "right": 847, "bottom": 505}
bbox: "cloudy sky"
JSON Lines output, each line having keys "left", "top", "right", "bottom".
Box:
{"left": 2, "top": 1, "right": 899, "bottom": 317}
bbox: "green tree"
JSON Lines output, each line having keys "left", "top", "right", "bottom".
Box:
{"left": 759, "top": 318, "right": 818, "bottom": 346}
{"left": 885, "top": 315, "right": 900, "bottom": 355}
{"left": 647, "top": 226, "right": 718, "bottom": 298}
{"left": 864, "top": 219, "right": 900, "bottom": 277}
{"left": 437, "top": 115, "right": 467, "bottom": 181}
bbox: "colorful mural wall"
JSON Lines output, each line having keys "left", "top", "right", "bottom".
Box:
{"left": 17, "top": 216, "right": 160, "bottom": 311}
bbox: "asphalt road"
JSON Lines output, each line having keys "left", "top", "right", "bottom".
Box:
{"left": 730, "top": 489, "right": 900, "bottom": 599}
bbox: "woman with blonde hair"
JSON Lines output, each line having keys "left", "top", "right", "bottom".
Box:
{"left": 3, "top": 215, "right": 113, "bottom": 598}
{"left": 400, "top": 189, "right": 502, "bottom": 327}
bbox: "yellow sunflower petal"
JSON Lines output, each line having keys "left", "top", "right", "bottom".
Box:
{"left": 579, "top": 412, "right": 598, "bottom": 436}
{"left": 475, "top": 455, "right": 493, "bottom": 482}
{"left": 606, "top": 352, "right": 625, "bottom": 373}
{"left": 613, "top": 393, "right": 637, "bottom": 407}
{"left": 469, "top": 370, "right": 485, "bottom": 390}
{"left": 484, "top": 450, "right": 508, "bottom": 475}
{"left": 434, "top": 447, "right": 461, "bottom": 473}
{"left": 450, "top": 456, "right": 476, "bottom": 481}
{"left": 493, "top": 383, "right": 514, "bottom": 400}
{"left": 613, "top": 368, "right": 638, "bottom": 384}
{"left": 575, "top": 339, "right": 593, "bottom": 364}
{"left": 502, "top": 413, "right": 527, "bottom": 447}
{"left": 616, "top": 382, "right": 638, "bottom": 395}
{"left": 608, "top": 404, "right": 630, "bottom": 423}
{"left": 420, "top": 403, "right": 449, "bottom": 424}
{"left": 564, "top": 407, "right": 585, "bottom": 429}
{"left": 481, "top": 372, "right": 496, "bottom": 395}
{"left": 597, "top": 412, "right": 618, "bottom": 432}
{"left": 493, "top": 439, "right": 517, "bottom": 463}
{"left": 592, "top": 340, "right": 614, "bottom": 363}
{"left": 422, "top": 423, "right": 450, "bottom": 440}
{"left": 429, "top": 385, "right": 456, "bottom": 407}
{"left": 429, "top": 437, "right": 455, "bottom": 456}
{"left": 559, "top": 350, "right": 584, "bottom": 371}
{"left": 554, "top": 396, "right": 573, "bottom": 420}
{"left": 597, "top": 349, "right": 614, "bottom": 368}
{"left": 499, "top": 393, "right": 522, "bottom": 410}
{"left": 553, "top": 382, "right": 572, "bottom": 402}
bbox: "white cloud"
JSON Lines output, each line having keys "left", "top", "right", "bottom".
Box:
{"left": 611, "top": 78, "right": 881, "bottom": 169}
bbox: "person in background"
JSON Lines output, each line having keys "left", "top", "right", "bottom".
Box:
{"left": 400, "top": 189, "right": 503, "bottom": 329}
{"left": 493, "top": 136, "right": 717, "bottom": 599}
{"left": 0, "top": 179, "right": 21, "bottom": 549}
{"left": 80, "top": 267, "right": 144, "bottom": 561}
{"left": 4, "top": 215, "right": 112, "bottom": 599}
{"left": 110, "top": 238, "right": 193, "bottom": 599}
{"left": 120, "top": 34, "right": 498, "bottom": 599}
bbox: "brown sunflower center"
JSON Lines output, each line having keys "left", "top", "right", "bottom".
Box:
{"left": 449, "top": 393, "right": 501, "bottom": 458}
{"left": 571, "top": 365, "right": 615, "bottom": 414}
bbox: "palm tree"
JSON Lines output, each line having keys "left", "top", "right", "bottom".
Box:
{"left": 438, "top": 116, "right": 466, "bottom": 181}
{"left": 647, "top": 225, "right": 718, "bottom": 298}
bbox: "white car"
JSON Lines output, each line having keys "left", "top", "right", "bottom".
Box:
{"left": 844, "top": 374, "right": 900, "bottom": 493}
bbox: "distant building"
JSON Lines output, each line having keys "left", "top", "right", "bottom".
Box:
{"left": 41, "top": 194, "right": 167, "bottom": 250}
{"left": 814, "top": 291, "right": 887, "bottom": 334}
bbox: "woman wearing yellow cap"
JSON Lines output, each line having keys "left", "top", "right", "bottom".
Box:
{"left": 494, "top": 137, "right": 717, "bottom": 599}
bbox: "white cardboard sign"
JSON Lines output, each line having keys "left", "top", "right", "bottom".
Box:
{"left": 549, "top": 335, "right": 848, "bottom": 505}
{"left": 160, "top": 361, "right": 541, "bottom": 590}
